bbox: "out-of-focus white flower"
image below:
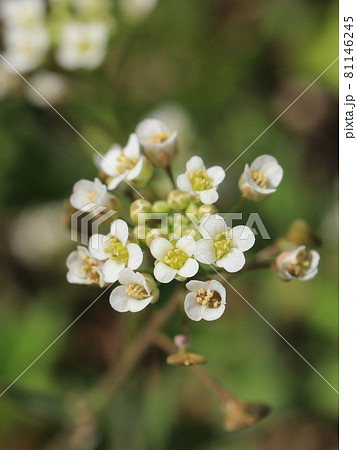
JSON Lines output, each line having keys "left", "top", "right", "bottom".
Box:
{"left": 238, "top": 155, "right": 283, "bottom": 202}
{"left": 66, "top": 245, "right": 105, "bottom": 286}
{"left": 95, "top": 134, "right": 153, "bottom": 189}
{"left": 120, "top": 0, "right": 157, "bottom": 23}
{"left": 184, "top": 279, "right": 226, "bottom": 321}
{"left": 56, "top": 21, "right": 109, "bottom": 70}
{"left": 0, "top": 0, "right": 45, "bottom": 28}
{"left": 136, "top": 118, "right": 178, "bottom": 167}
{"left": 3, "top": 26, "right": 49, "bottom": 73}
{"left": 25, "top": 70, "right": 68, "bottom": 107}
{"left": 9, "top": 202, "right": 71, "bottom": 267}
{"left": 177, "top": 156, "right": 225, "bottom": 205}
{"left": 276, "top": 246, "right": 320, "bottom": 281}
{"left": 70, "top": 178, "right": 120, "bottom": 212}
{"left": 89, "top": 219, "right": 143, "bottom": 282}
{"left": 109, "top": 269, "right": 159, "bottom": 312}
{"left": 72, "top": 0, "right": 109, "bottom": 14}
{"left": 195, "top": 214, "right": 255, "bottom": 273}
{"left": 150, "top": 235, "right": 199, "bottom": 283}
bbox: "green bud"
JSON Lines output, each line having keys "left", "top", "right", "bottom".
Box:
{"left": 152, "top": 200, "right": 170, "bottom": 213}
{"left": 130, "top": 199, "right": 152, "bottom": 223}
{"left": 198, "top": 204, "right": 218, "bottom": 219}
{"left": 131, "top": 157, "right": 153, "bottom": 187}
{"left": 132, "top": 225, "right": 148, "bottom": 243}
{"left": 167, "top": 190, "right": 189, "bottom": 210}
{"left": 145, "top": 228, "right": 165, "bottom": 247}
{"left": 185, "top": 202, "right": 199, "bottom": 216}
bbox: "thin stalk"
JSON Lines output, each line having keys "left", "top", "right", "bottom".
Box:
{"left": 165, "top": 166, "right": 176, "bottom": 189}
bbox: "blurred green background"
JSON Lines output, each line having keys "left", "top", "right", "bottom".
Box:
{"left": 0, "top": 0, "right": 338, "bottom": 449}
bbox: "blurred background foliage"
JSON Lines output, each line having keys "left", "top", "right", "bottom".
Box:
{"left": 0, "top": 0, "right": 338, "bottom": 449}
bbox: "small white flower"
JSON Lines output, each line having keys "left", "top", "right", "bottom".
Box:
{"left": 195, "top": 214, "right": 255, "bottom": 273}
{"left": 238, "top": 155, "right": 283, "bottom": 202}
{"left": 56, "top": 21, "right": 109, "bottom": 70}
{"left": 177, "top": 156, "right": 225, "bottom": 205}
{"left": 109, "top": 269, "right": 159, "bottom": 313}
{"left": 276, "top": 246, "right": 320, "bottom": 281}
{"left": 0, "top": 0, "right": 45, "bottom": 28}
{"left": 3, "top": 26, "right": 49, "bottom": 73}
{"left": 120, "top": 0, "right": 157, "bottom": 22}
{"left": 66, "top": 245, "right": 104, "bottom": 286}
{"left": 88, "top": 219, "right": 143, "bottom": 282}
{"left": 135, "top": 118, "right": 178, "bottom": 167}
{"left": 25, "top": 70, "right": 67, "bottom": 107}
{"left": 150, "top": 236, "right": 199, "bottom": 283}
{"left": 70, "top": 178, "right": 115, "bottom": 211}
{"left": 95, "top": 134, "right": 152, "bottom": 190}
{"left": 184, "top": 280, "right": 226, "bottom": 321}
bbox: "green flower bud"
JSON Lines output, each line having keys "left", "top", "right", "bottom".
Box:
{"left": 167, "top": 190, "right": 189, "bottom": 210}
{"left": 185, "top": 202, "right": 199, "bottom": 216}
{"left": 130, "top": 199, "right": 152, "bottom": 223}
{"left": 131, "top": 157, "right": 153, "bottom": 187}
{"left": 132, "top": 224, "right": 148, "bottom": 243}
{"left": 152, "top": 200, "right": 170, "bottom": 213}
{"left": 198, "top": 204, "right": 218, "bottom": 219}
{"left": 145, "top": 228, "right": 166, "bottom": 247}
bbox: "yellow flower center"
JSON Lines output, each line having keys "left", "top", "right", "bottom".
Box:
{"left": 116, "top": 152, "right": 138, "bottom": 174}
{"left": 147, "top": 132, "right": 172, "bottom": 143}
{"left": 195, "top": 288, "right": 222, "bottom": 308}
{"left": 81, "top": 254, "right": 100, "bottom": 284}
{"left": 163, "top": 248, "right": 188, "bottom": 270}
{"left": 285, "top": 250, "right": 311, "bottom": 277}
{"left": 250, "top": 170, "right": 268, "bottom": 189}
{"left": 79, "top": 40, "right": 91, "bottom": 52}
{"left": 188, "top": 169, "right": 212, "bottom": 191}
{"left": 126, "top": 284, "right": 149, "bottom": 300}
{"left": 104, "top": 237, "right": 129, "bottom": 263}
{"left": 86, "top": 191, "right": 97, "bottom": 203}
{"left": 213, "top": 231, "right": 232, "bottom": 260}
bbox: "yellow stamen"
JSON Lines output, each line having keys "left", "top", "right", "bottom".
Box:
{"left": 188, "top": 169, "right": 212, "bottom": 191}
{"left": 147, "top": 132, "right": 172, "bottom": 143}
{"left": 104, "top": 237, "right": 129, "bottom": 264}
{"left": 126, "top": 283, "right": 149, "bottom": 300}
{"left": 213, "top": 231, "right": 232, "bottom": 260}
{"left": 115, "top": 152, "right": 138, "bottom": 174}
{"left": 195, "top": 288, "right": 221, "bottom": 308}
{"left": 86, "top": 191, "right": 96, "bottom": 203}
{"left": 163, "top": 248, "right": 188, "bottom": 270}
{"left": 251, "top": 170, "right": 268, "bottom": 189}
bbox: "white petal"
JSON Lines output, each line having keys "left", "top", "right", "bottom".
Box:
{"left": 232, "top": 226, "right": 255, "bottom": 252}
{"left": 206, "top": 166, "right": 225, "bottom": 186}
{"left": 186, "top": 156, "right": 205, "bottom": 173}
{"left": 216, "top": 248, "right": 245, "bottom": 273}
{"left": 153, "top": 261, "right": 177, "bottom": 283}
{"left": 126, "top": 157, "right": 144, "bottom": 181}
{"left": 184, "top": 292, "right": 203, "bottom": 321}
{"left": 107, "top": 175, "right": 124, "bottom": 190}
{"left": 102, "top": 259, "right": 125, "bottom": 283}
{"left": 136, "top": 118, "right": 170, "bottom": 142}
{"left": 98, "top": 145, "right": 121, "bottom": 176}
{"left": 109, "top": 286, "right": 150, "bottom": 312}
{"left": 186, "top": 279, "right": 210, "bottom": 292}
{"left": 127, "top": 243, "right": 143, "bottom": 269}
{"left": 67, "top": 271, "right": 89, "bottom": 285}
{"left": 309, "top": 250, "right": 320, "bottom": 270}
{"left": 178, "top": 258, "right": 199, "bottom": 278}
{"left": 194, "top": 239, "right": 216, "bottom": 264}
{"left": 299, "top": 268, "right": 318, "bottom": 281}
{"left": 177, "top": 173, "right": 193, "bottom": 192}
{"left": 244, "top": 165, "right": 276, "bottom": 195}
{"left": 200, "top": 214, "right": 227, "bottom": 239}
{"left": 250, "top": 155, "right": 278, "bottom": 172}
{"left": 208, "top": 280, "right": 226, "bottom": 304}
{"left": 118, "top": 268, "right": 143, "bottom": 286}
{"left": 124, "top": 133, "right": 140, "bottom": 159}
{"left": 202, "top": 303, "right": 226, "bottom": 321}
{"left": 88, "top": 234, "right": 109, "bottom": 260}
{"left": 199, "top": 188, "right": 219, "bottom": 205}
{"left": 176, "top": 235, "right": 196, "bottom": 257}
{"left": 110, "top": 219, "right": 129, "bottom": 245}
{"left": 150, "top": 237, "right": 174, "bottom": 261}
{"left": 264, "top": 163, "right": 283, "bottom": 188}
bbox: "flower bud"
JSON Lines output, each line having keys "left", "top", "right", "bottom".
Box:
{"left": 152, "top": 200, "right": 170, "bottom": 213}
{"left": 198, "top": 204, "right": 218, "bottom": 219}
{"left": 276, "top": 246, "right": 320, "bottom": 281}
{"left": 284, "top": 219, "right": 320, "bottom": 247}
{"left": 166, "top": 351, "right": 206, "bottom": 367}
{"left": 145, "top": 228, "right": 166, "bottom": 247}
{"left": 130, "top": 156, "right": 153, "bottom": 187}
{"left": 174, "top": 334, "right": 191, "bottom": 350}
{"left": 185, "top": 202, "right": 199, "bottom": 216}
{"left": 136, "top": 118, "right": 178, "bottom": 167}
{"left": 223, "top": 398, "right": 271, "bottom": 432}
{"left": 132, "top": 224, "right": 148, "bottom": 243}
{"left": 142, "top": 273, "right": 160, "bottom": 303}
{"left": 130, "top": 199, "right": 152, "bottom": 223}
{"left": 167, "top": 190, "right": 189, "bottom": 210}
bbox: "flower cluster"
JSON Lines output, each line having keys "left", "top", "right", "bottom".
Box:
{"left": 66, "top": 117, "right": 320, "bottom": 324}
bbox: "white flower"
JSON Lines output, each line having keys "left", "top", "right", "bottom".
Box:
{"left": 120, "top": 0, "right": 157, "bottom": 22}
{"left": 109, "top": 269, "right": 159, "bottom": 313}
{"left": 66, "top": 245, "right": 104, "bottom": 286}
{"left": 276, "top": 246, "right": 320, "bottom": 281}
{"left": 88, "top": 219, "right": 143, "bottom": 282}
{"left": 56, "top": 21, "right": 109, "bottom": 70}
{"left": 150, "top": 236, "right": 199, "bottom": 283}
{"left": 95, "top": 134, "right": 152, "bottom": 190}
{"left": 3, "top": 26, "right": 49, "bottom": 73}
{"left": 0, "top": 0, "right": 45, "bottom": 28}
{"left": 25, "top": 71, "right": 67, "bottom": 107}
{"left": 135, "top": 118, "right": 178, "bottom": 167}
{"left": 70, "top": 178, "right": 117, "bottom": 211}
{"left": 195, "top": 214, "right": 255, "bottom": 273}
{"left": 177, "top": 156, "right": 225, "bottom": 205}
{"left": 238, "top": 155, "right": 283, "bottom": 202}
{"left": 184, "top": 280, "right": 226, "bottom": 321}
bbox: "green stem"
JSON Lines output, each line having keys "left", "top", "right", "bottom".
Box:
{"left": 165, "top": 166, "right": 176, "bottom": 189}
{"left": 230, "top": 196, "right": 247, "bottom": 213}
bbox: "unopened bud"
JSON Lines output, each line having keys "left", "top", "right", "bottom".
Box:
{"left": 145, "top": 228, "right": 166, "bottom": 246}
{"left": 166, "top": 351, "right": 206, "bottom": 367}
{"left": 185, "top": 202, "right": 199, "bottom": 216}
{"left": 130, "top": 199, "right": 152, "bottom": 223}
{"left": 223, "top": 398, "right": 271, "bottom": 432}
{"left": 152, "top": 200, "right": 170, "bottom": 213}
{"left": 131, "top": 157, "right": 153, "bottom": 187}
{"left": 198, "top": 204, "right": 218, "bottom": 219}
{"left": 167, "top": 190, "right": 189, "bottom": 210}
{"left": 174, "top": 334, "right": 191, "bottom": 350}
{"left": 284, "top": 219, "right": 321, "bottom": 247}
